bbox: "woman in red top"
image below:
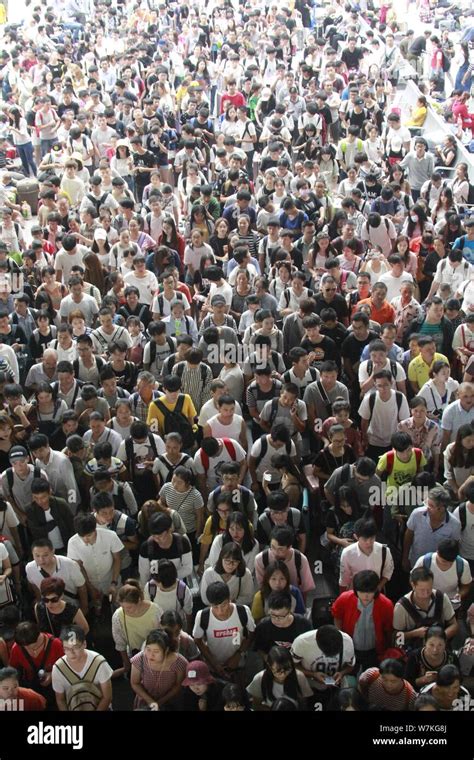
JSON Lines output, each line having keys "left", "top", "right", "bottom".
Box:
{"left": 331, "top": 570, "right": 393, "bottom": 672}
{"left": 9, "top": 621, "right": 63, "bottom": 708}
{"left": 0, "top": 666, "right": 46, "bottom": 711}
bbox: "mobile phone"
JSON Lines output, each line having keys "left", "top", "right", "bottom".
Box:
{"left": 263, "top": 473, "right": 272, "bottom": 483}
{"left": 324, "top": 676, "right": 336, "bottom": 686}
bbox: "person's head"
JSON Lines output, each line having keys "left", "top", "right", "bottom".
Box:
{"left": 144, "top": 629, "right": 175, "bottom": 665}
{"left": 265, "top": 645, "right": 296, "bottom": 686}
{"left": 39, "top": 576, "right": 65, "bottom": 610}
{"left": 390, "top": 432, "right": 414, "bottom": 463}
{"left": 269, "top": 526, "right": 294, "bottom": 561}
{"left": 206, "top": 581, "right": 232, "bottom": 620}
{"left": 117, "top": 580, "right": 144, "bottom": 616}
{"left": 74, "top": 513, "right": 97, "bottom": 545}
{"left": 28, "top": 433, "right": 50, "bottom": 462}
{"left": 267, "top": 591, "right": 293, "bottom": 628}
{"left": 423, "top": 625, "right": 447, "bottom": 660}
{"left": 354, "top": 518, "right": 377, "bottom": 554}
{"left": 353, "top": 569, "right": 379, "bottom": 607}
{"left": 214, "top": 542, "right": 246, "bottom": 577}
{"left": 149, "top": 513, "right": 173, "bottom": 548}
{"left": 182, "top": 659, "right": 215, "bottom": 696}
{"left": 433, "top": 665, "right": 462, "bottom": 706}
{"left": 458, "top": 383, "right": 474, "bottom": 412}
{"left": 378, "top": 659, "right": 405, "bottom": 694}
{"left": 426, "top": 486, "right": 450, "bottom": 520}
{"left": 414, "top": 694, "right": 438, "bottom": 712}
{"left": 410, "top": 566, "right": 434, "bottom": 600}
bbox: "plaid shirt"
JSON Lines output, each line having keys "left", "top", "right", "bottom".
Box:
{"left": 391, "top": 296, "right": 422, "bottom": 343}
{"left": 397, "top": 417, "right": 441, "bottom": 458}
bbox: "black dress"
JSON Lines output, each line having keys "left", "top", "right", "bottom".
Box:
{"left": 35, "top": 601, "right": 77, "bottom": 638}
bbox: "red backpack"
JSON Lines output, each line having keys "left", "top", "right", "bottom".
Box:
{"left": 385, "top": 448, "right": 423, "bottom": 476}
{"left": 200, "top": 438, "right": 237, "bottom": 472}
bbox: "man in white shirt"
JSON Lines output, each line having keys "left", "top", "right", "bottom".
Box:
{"left": 54, "top": 235, "right": 88, "bottom": 284}
{"left": 59, "top": 276, "right": 99, "bottom": 326}
{"left": 361, "top": 213, "right": 397, "bottom": 258}
{"left": 29, "top": 433, "right": 80, "bottom": 513}
{"left": 377, "top": 255, "right": 414, "bottom": 302}
{"left": 413, "top": 539, "right": 472, "bottom": 607}
{"left": 67, "top": 512, "right": 123, "bottom": 600}
{"left": 26, "top": 538, "right": 87, "bottom": 612}
{"left": 359, "top": 369, "right": 410, "bottom": 459}
{"left": 428, "top": 249, "right": 474, "bottom": 299}
{"left": 339, "top": 518, "right": 394, "bottom": 593}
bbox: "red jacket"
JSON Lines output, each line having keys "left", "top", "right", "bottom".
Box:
{"left": 331, "top": 591, "right": 393, "bottom": 658}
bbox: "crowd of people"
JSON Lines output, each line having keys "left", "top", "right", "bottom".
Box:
{"left": 0, "top": 0, "right": 472, "bottom": 715}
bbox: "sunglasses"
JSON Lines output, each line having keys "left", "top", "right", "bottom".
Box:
{"left": 42, "top": 596, "right": 60, "bottom": 604}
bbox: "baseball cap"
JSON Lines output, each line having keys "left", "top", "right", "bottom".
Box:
{"left": 211, "top": 294, "right": 226, "bottom": 306}
{"left": 94, "top": 228, "right": 107, "bottom": 241}
{"left": 267, "top": 216, "right": 281, "bottom": 227}
{"left": 9, "top": 445, "right": 29, "bottom": 462}
{"left": 182, "top": 661, "right": 215, "bottom": 687}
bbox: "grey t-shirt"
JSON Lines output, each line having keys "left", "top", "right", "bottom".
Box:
{"left": 325, "top": 464, "right": 382, "bottom": 512}
{"left": 303, "top": 380, "right": 349, "bottom": 422}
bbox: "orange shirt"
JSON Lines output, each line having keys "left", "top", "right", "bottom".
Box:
{"left": 357, "top": 297, "right": 396, "bottom": 325}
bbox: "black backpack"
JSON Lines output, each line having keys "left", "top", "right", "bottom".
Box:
{"left": 254, "top": 435, "right": 292, "bottom": 469}
{"left": 199, "top": 604, "right": 249, "bottom": 638}
{"left": 175, "top": 362, "right": 209, "bottom": 388}
{"left": 125, "top": 433, "right": 159, "bottom": 475}
{"left": 152, "top": 395, "right": 196, "bottom": 450}
{"left": 368, "top": 390, "right": 404, "bottom": 423}
{"left": 399, "top": 590, "right": 445, "bottom": 629}
{"left": 156, "top": 453, "right": 192, "bottom": 483}
{"left": 148, "top": 336, "right": 175, "bottom": 365}
{"left": 366, "top": 360, "right": 398, "bottom": 381}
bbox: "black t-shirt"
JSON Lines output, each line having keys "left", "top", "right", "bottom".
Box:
{"left": 139, "top": 534, "right": 192, "bottom": 569}
{"left": 341, "top": 330, "right": 379, "bottom": 364}
{"left": 341, "top": 47, "right": 365, "bottom": 70}
{"left": 253, "top": 614, "right": 313, "bottom": 654}
{"left": 179, "top": 681, "right": 227, "bottom": 711}
{"left": 409, "top": 36, "right": 427, "bottom": 55}
{"left": 314, "top": 294, "right": 349, "bottom": 323}
{"left": 300, "top": 335, "right": 339, "bottom": 368}
{"left": 132, "top": 150, "right": 157, "bottom": 186}
{"left": 313, "top": 445, "right": 356, "bottom": 478}
{"left": 319, "top": 323, "right": 349, "bottom": 350}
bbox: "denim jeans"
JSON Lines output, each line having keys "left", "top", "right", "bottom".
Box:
{"left": 17, "top": 141, "right": 37, "bottom": 177}
{"left": 40, "top": 138, "right": 56, "bottom": 158}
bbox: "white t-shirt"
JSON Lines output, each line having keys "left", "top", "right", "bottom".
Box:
{"left": 193, "top": 604, "right": 255, "bottom": 664}
{"left": 25, "top": 556, "right": 86, "bottom": 606}
{"left": 358, "top": 391, "right": 410, "bottom": 447}
{"left": 206, "top": 413, "right": 244, "bottom": 442}
{"left": 453, "top": 504, "right": 474, "bottom": 560}
{"left": 117, "top": 434, "right": 165, "bottom": 464}
{"left": 43, "top": 508, "right": 64, "bottom": 550}
{"left": 143, "top": 582, "right": 193, "bottom": 618}
{"left": 52, "top": 650, "right": 113, "bottom": 694}
{"left": 55, "top": 246, "right": 88, "bottom": 283}
{"left": 413, "top": 553, "right": 472, "bottom": 601}
{"left": 0, "top": 501, "right": 19, "bottom": 543}
{"left": 194, "top": 439, "right": 246, "bottom": 490}
{"left": 67, "top": 530, "right": 124, "bottom": 593}
{"left": 197, "top": 399, "right": 243, "bottom": 427}
{"left": 358, "top": 358, "right": 406, "bottom": 389}
{"left": 123, "top": 271, "right": 158, "bottom": 305}
{"left": 209, "top": 281, "right": 233, "bottom": 307}
{"left": 249, "top": 436, "right": 297, "bottom": 482}
{"left": 291, "top": 630, "right": 356, "bottom": 691}
{"left": 376, "top": 272, "right": 414, "bottom": 303}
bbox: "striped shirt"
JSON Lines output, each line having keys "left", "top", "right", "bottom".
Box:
{"left": 159, "top": 484, "right": 203, "bottom": 533}
{"left": 171, "top": 362, "right": 213, "bottom": 413}
{"left": 359, "top": 668, "right": 417, "bottom": 710}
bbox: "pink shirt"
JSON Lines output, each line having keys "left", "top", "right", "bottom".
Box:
{"left": 255, "top": 549, "right": 315, "bottom": 594}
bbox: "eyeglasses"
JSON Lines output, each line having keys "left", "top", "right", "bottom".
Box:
{"left": 324, "top": 287, "right": 337, "bottom": 291}
{"left": 42, "top": 596, "right": 60, "bottom": 604}
{"left": 269, "top": 611, "right": 289, "bottom": 620}
{"left": 271, "top": 666, "right": 291, "bottom": 675}
{"left": 223, "top": 558, "right": 239, "bottom": 565}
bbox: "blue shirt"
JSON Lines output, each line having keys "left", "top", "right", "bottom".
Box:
{"left": 453, "top": 235, "right": 474, "bottom": 266}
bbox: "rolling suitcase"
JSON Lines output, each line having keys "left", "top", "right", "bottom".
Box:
{"left": 15, "top": 178, "right": 39, "bottom": 215}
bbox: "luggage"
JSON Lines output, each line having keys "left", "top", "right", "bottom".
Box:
{"left": 15, "top": 178, "right": 39, "bottom": 215}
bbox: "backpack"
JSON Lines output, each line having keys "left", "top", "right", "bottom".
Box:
{"left": 147, "top": 577, "right": 187, "bottom": 612}
{"left": 254, "top": 435, "right": 292, "bottom": 469}
{"left": 458, "top": 502, "right": 468, "bottom": 532}
{"left": 86, "top": 192, "right": 109, "bottom": 215}
{"left": 199, "top": 604, "right": 249, "bottom": 638}
{"left": 260, "top": 508, "right": 301, "bottom": 540}
{"left": 422, "top": 552, "right": 464, "bottom": 584}
{"left": 175, "top": 361, "right": 209, "bottom": 389}
{"left": 368, "top": 390, "right": 404, "bottom": 424}
{"left": 211, "top": 485, "right": 252, "bottom": 518}
{"left": 152, "top": 395, "right": 195, "bottom": 450}
{"left": 262, "top": 547, "right": 303, "bottom": 586}
{"left": 73, "top": 356, "right": 104, "bottom": 379}
{"left": 383, "top": 448, "right": 423, "bottom": 477}
{"left": 366, "top": 360, "right": 398, "bottom": 381}
{"left": 156, "top": 453, "right": 192, "bottom": 483}
{"left": 154, "top": 292, "right": 185, "bottom": 316}
{"left": 364, "top": 217, "right": 390, "bottom": 240}
{"left": 125, "top": 433, "right": 159, "bottom": 475}
{"left": 340, "top": 138, "right": 363, "bottom": 157}
{"left": 6, "top": 465, "right": 41, "bottom": 495}
{"left": 398, "top": 590, "right": 445, "bottom": 629}
{"left": 468, "top": 184, "right": 474, "bottom": 206}
{"left": 200, "top": 438, "right": 237, "bottom": 472}
{"left": 148, "top": 336, "right": 175, "bottom": 366}
{"left": 54, "top": 654, "right": 106, "bottom": 712}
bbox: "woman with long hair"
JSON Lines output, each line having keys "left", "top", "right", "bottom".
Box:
{"left": 8, "top": 106, "right": 36, "bottom": 177}
{"left": 269, "top": 453, "right": 307, "bottom": 509}
{"left": 184, "top": 204, "right": 215, "bottom": 243}
{"left": 402, "top": 204, "right": 433, "bottom": 240}
{"left": 230, "top": 270, "right": 253, "bottom": 323}
{"left": 209, "top": 217, "right": 231, "bottom": 266}
{"left": 307, "top": 231, "right": 338, "bottom": 278}
{"left": 91, "top": 229, "right": 111, "bottom": 270}
{"left": 35, "top": 266, "right": 68, "bottom": 321}
{"left": 322, "top": 485, "right": 362, "bottom": 570}
{"left": 158, "top": 216, "right": 185, "bottom": 270}
{"left": 247, "top": 646, "right": 312, "bottom": 710}
{"left": 449, "top": 162, "right": 470, "bottom": 207}
{"left": 432, "top": 188, "right": 456, "bottom": 229}
{"left": 442, "top": 214, "right": 464, "bottom": 250}
{"left": 83, "top": 251, "right": 106, "bottom": 295}
{"left": 235, "top": 214, "right": 259, "bottom": 257}
{"left": 444, "top": 424, "right": 474, "bottom": 501}
{"left": 395, "top": 234, "right": 418, "bottom": 278}
{"left": 200, "top": 541, "right": 254, "bottom": 606}
{"left": 207, "top": 511, "right": 259, "bottom": 573}
{"left": 137, "top": 499, "right": 187, "bottom": 541}
{"left": 146, "top": 244, "right": 182, "bottom": 280}
{"left": 454, "top": 43, "right": 472, "bottom": 93}
{"left": 29, "top": 382, "right": 67, "bottom": 437}
{"left": 418, "top": 360, "right": 459, "bottom": 422}
{"left": 197, "top": 492, "right": 233, "bottom": 575}
{"left": 326, "top": 210, "right": 347, "bottom": 241}
{"left": 0, "top": 414, "right": 19, "bottom": 472}
{"left": 251, "top": 560, "right": 306, "bottom": 624}
{"left": 220, "top": 104, "right": 240, "bottom": 139}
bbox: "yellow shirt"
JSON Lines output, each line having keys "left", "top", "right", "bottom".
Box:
{"left": 408, "top": 353, "right": 448, "bottom": 389}
{"left": 405, "top": 106, "right": 427, "bottom": 127}
{"left": 199, "top": 515, "right": 226, "bottom": 546}
{"left": 251, "top": 591, "right": 265, "bottom": 624}
{"left": 377, "top": 449, "right": 427, "bottom": 516}
{"left": 146, "top": 394, "right": 197, "bottom": 436}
